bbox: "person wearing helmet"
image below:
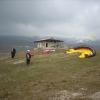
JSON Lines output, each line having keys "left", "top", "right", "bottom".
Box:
{"left": 26, "top": 50, "right": 33, "bottom": 65}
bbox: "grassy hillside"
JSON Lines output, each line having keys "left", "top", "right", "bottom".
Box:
{"left": 0, "top": 49, "right": 100, "bottom": 100}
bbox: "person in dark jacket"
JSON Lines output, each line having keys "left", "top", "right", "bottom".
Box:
{"left": 26, "top": 50, "right": 33, "bottom": 65}
{"left": 11, "top": 48, "right": 16, "bottom": 58}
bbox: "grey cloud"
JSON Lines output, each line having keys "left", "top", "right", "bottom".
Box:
{"left": 0, "top": 0, "right": 100, "bottom": 39}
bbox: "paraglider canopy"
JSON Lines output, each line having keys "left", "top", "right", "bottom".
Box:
{"left": 66, "top": 45, "right": 96, "bottom": 58}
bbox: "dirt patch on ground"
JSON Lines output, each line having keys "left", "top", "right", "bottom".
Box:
{"left": 12, "top": 60, "right": 25, "bottom": 64}
{"left": 89, "top": 92, "right": 100, "bottom": 100}
{"left": 48, "top": 90, "right": 100, "bottom": 100}
{"left": 6, "top": 59, "right": 25, "bottom": 64}
{"left": 48, "top": 90, "right": 87, "bottom": 100}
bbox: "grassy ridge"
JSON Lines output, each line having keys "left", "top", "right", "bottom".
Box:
{"left": 0, "top": 49, "right": 100, "bottom": 100}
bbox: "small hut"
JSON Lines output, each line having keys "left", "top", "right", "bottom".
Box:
{"left": 34, "top": 37, "right": 64, "bottom": 50}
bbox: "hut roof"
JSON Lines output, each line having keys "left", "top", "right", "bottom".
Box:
{"left": 34, "top": 37, "right": 64, "bottom": 42}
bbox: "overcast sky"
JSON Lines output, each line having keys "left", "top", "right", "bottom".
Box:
{"left": 0, "top": 0, "right": 100, "bottom": 39}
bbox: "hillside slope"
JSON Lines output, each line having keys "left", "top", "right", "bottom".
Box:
{"left": 0, "top": 49, "right": 100, "bottom": 100}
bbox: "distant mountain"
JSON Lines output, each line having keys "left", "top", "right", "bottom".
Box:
{"left": 0, "top": 35, "right": 100, "bottom": 54}
{"left": 0, "top": 36, "right": 41, "bottom": 53}
{"left": 53, "top": 36, "right": 100, "bottom": 49}
{"left": 0, "top": 35, "right": 40, "bottom": 42}
{"left": 68, "top": 38, "right": 100, "bottom": 48}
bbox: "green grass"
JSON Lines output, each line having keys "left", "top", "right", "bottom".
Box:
{"left": 0, "top": 49, "right": 100, "bottom": 100}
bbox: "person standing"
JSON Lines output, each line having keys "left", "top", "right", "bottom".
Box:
{"left": 26, "top": 50, "right": 33, "bottom": 65}
{"left": 11, "top": 48, "right": 16, "bottom": 58}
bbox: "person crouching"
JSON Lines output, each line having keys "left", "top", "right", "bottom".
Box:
{"left": 26, "top": 50, "right": 33, "bottom": 65}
